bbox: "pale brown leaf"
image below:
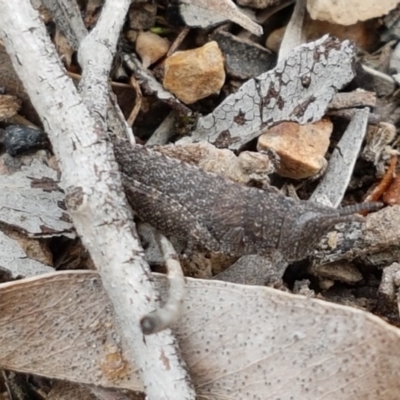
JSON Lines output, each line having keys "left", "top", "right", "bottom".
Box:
{"left": 0, "top": 271, "right": 399, "bottom": 399}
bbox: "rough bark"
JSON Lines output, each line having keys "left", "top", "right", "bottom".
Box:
{"left": 0, "top": 1, "right": 195, "bottom": 399}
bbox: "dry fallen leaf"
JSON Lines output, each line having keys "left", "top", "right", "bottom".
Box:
{"left": 175, "top": 0, "right": 263, "bottom": 36}
{"left": 0, "top": 271, "right": 399, "bottom": 399}
{"left": 0, "top": 230, "right": 53, "bottom": 278}
{"left": 0, "top": 153, "right": 73, "bottom": 237}
{"left": 191, "top": 36, "right": 356, "bottom": 150}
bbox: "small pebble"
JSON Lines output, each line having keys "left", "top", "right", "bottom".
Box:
{"left": 3, "top": 125, "right": 48, "bottom": 156}
{"left": 257, "top": 119, "right": 332, "bottom": 179}
{"left": 0, "top": 94, "right": 21, "bottom": 120}
{"left": 307, "top": 0, "right": 399, "bottom": 25}
{"left": 136, "top": 31, "right": 170, "bottom": 69}
{"left": 163, "top": 41, "right": 225, "bottom": 104}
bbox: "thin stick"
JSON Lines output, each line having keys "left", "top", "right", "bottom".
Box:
{"left": 127, "top": 76, "right": 142, "bottom": 126}
{"left": 141, "top": 233, "right": 186, "bottom": 335}
{"left": 167, "top": 26, "right": 190, "bottom": 57}
{"left": 0, "top": 1, "right": 195, "bottom": 398}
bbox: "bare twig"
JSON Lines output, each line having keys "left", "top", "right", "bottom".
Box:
{"left": 41, "top": 0, "right": 87, "bottom": 49}
{"left": 365, "top": 155, "right": 398, "bottom": 204}
{"left": 0, "top": 1, "right": 195, "bottom": 399}
{"left": 78, "top": 0, "right": 128, "bottom": 116}
{"left": 141, "top": 234, "right": 186, "bottom": 335}
{"left": 127, "top": 76, "right": 142, "bottom": 126}
{"left": 167, "top": 26, "right": 190, "bottom": 57}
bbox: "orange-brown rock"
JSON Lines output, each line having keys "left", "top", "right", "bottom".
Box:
{"left": 163, "top": 41, "right": 225, "bottom": 104}
{"left": 257, "top": 119, "right": 333, "bottom": 179}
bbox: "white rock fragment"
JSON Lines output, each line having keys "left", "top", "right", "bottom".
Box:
{"left": 307, "top": 0, "right": 400, "bottom": 26}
